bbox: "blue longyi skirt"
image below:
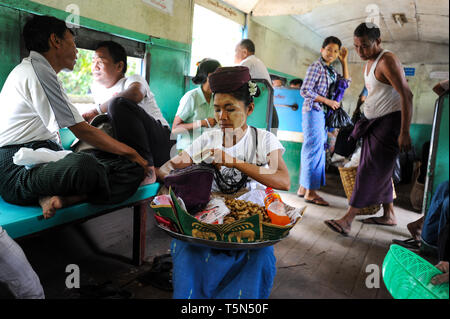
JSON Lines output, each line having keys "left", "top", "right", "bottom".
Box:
{"left": 170, "top": 239, "right": 276, "bottom": 299}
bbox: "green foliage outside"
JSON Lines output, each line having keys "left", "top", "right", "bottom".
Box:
{"left": 58, "top": 48, "right": 139, "bottom": 97}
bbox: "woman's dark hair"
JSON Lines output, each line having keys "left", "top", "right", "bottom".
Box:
{"left": 354, "top": 22, "right": 381, "bottom": 42}
{"left": 23, "top": 15, "right": 74, "bottom": 53}
{"left": 192, "top": 59, "right": 221, "bottom": 85}
{"left": 322, "top": 36, "right": 342, "bottom": 49}
{"left": 228, "top": 82, "right": 261, "bottom": 107}
{"left": 95, "top": 41, "right": 128, "bottom": 74}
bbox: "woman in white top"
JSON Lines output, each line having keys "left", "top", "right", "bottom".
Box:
{"left": 159, "top": 66, "right": 290, "bottom": 299}
{"left": 171, "top": 59, "right": 221, "bottom": 150}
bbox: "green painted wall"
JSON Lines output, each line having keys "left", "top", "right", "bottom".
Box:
{"left": 432, "top": 95, "right": 449, "bottom": 192}
{"left": 0, "top": 0, "right": 191, "bottom": 127}
{"left": 0, "top": 6, "right": 21, "bottom": 90}
{"left": 281, "top": 140, "right": 302, "bottom": 193}
{"left": 410, "top": 123, "right": 432, "bottom": 155}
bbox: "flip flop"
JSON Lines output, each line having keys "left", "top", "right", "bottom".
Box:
{"left": 305, "top": 197, "right": 329, "bottom": 206}
{"left": 297, "top": 193, "right": 305, "bottom": 198}
{"left": 392, "top": 238, "right": 421, "bottom": 250}
{"left": 324, "top": 220, "right": 349, "bottom": 236}
{"left": 362, "top": 217, "right": 397, "bottom": 226}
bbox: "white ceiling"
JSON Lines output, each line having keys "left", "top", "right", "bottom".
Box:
{"left": 223, "top": 0, "right": 449, "bottom": 46}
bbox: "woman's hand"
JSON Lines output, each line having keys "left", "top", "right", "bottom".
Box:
{"left": 326, "top": 99, "right": 341, "bottom": 110}
{"left": 338, "top": 47, "right": 348, "bottom": 64}
{"left": 206, "top": 148, "right": 238, "bottom": 168}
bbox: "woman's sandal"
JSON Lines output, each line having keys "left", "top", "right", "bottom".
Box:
{"left": 305, "top": 196, "right": 329, "bottom": 206}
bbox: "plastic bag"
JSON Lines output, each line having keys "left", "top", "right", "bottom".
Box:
{"left": 13, "top": 147, "right": 72, "bottom": 169}
{"left": 194, "top": 197, "right": 230, "bottom": 224}
{"left": 325, "top": 107, "right": 353, "bottom": 129}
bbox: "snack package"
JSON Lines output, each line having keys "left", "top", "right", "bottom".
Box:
{"left": 194, "top": 197, "right": 230, "bottom": 224}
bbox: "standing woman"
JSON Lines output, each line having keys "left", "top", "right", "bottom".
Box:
{"left": 297, "top": 36, "right": 350, "bottom": 206}
{"left": 172, "top": 58, "right": 221, "bottom": 150}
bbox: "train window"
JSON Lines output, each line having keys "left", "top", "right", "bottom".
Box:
{"left": 189, "top": 4, "right": 243, "bottom": 75}
{"left": 58, "top": 48, "right": 142, "bottom": 114}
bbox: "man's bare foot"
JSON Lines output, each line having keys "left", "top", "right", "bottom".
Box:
{"left": 39, "top": 194, "right": 87, "bottom": 219}
{"left": 39, "top": 196, "right": 63, "bottom": 219}
{"left": 407, "top": 217, "right": 423, "bottom": 240}
{"left": 140, "top": 166, "right": 156, "bottom": 186}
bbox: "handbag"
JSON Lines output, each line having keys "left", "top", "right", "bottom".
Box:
{"left": 164, "top": 162, "right": 215, "bottom": 214}
{"left": 71, "top": 114, "right": 114, "bottom": 152}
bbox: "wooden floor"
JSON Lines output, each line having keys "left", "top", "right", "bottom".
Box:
{"left": 270, "top": 191, "right": 419, "bottom": 299}
{"left": 3, "top": 173, "right": 426, "bottom": 299}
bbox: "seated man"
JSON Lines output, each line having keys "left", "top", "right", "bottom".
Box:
{"left": 289, "top": 78, "right": 303, "bottom": 89}
{"left": 393, "top": 181, "right": 449, "bottom": 252}
{"left": 83, "top": 41, "right": 175, "bottom": 183}
{"left": 0, "top": 15, "right": 149, "bottom": 219}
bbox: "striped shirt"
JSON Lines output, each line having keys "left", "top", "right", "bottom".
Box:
{"left": 300, "top": 57, "right": 350, "bottom": 112}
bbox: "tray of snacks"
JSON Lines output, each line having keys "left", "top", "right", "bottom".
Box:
{"left": 156, "top": 224, "right": 283, "bottom": 250}
{"left": 150, "top": 187, "right": 305, "bottom": 249}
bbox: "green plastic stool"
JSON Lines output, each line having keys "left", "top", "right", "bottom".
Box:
{"left": 382, "top": 244, "right": 449, "bottom": 299}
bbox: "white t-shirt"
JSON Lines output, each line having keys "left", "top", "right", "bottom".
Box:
{"left": 239, "top": 55, "right": 272, "bottom": 87}
{"left": 185, "top": 126, "right": 285, "bottom": 191}
{"left": 91, "top": 74, "right": 169, "bottom": 127}
{"left": 0, "top": 51, "right": 84, "bottom": 147}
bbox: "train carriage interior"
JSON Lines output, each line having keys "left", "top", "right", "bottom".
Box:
{"left": 0, "top": 0, "right": 448, "bottom": 301}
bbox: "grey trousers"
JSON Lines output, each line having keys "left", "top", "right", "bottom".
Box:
{"left": 0, "top": 226, "right": 45, "bottom": 299}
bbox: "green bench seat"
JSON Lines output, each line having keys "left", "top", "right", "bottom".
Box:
{"left": 0, "top": 128, "right": 161, "bottom": 265}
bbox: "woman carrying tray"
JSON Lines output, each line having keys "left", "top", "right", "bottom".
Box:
{"left": 159, "top": 66, "right": 290, "bottom": 299}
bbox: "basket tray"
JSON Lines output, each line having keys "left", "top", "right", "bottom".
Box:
{"left": 157, "top": 224, "right": 283, "bottom": 250}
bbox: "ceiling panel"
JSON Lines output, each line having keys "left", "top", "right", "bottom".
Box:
{"left": 222, "top": 0, "right": 449, "bottom": 45}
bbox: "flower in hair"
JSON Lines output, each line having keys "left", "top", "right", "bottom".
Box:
{"left": 248, "top": 81, "right": 257, "bottom": 96}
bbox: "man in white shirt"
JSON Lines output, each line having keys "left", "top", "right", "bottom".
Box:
{"left": 0, "top": 16, "right": 149, "bottom": 219}
{"left": 234, "top": 39, "right": 279, "bottom": 131}
{"left": 82, "top": 41, "right": 175, "bottom": 183}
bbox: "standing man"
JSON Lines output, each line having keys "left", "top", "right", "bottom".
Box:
{"left": 82, "top": 41, "right": 175, "bottom": 183}
{"left": 0, "top": 15, "right": 148, "bottom": 219}
{"left": 325, "top": 22, "right": 413, "bottom": 236}
{"left": 234, "top": 39, "right": 279, "bottom": 131}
